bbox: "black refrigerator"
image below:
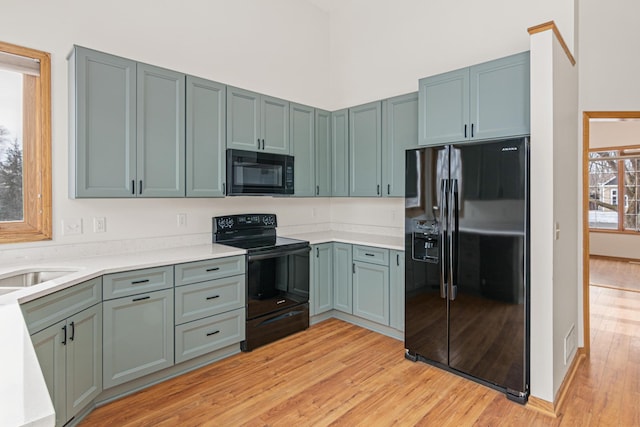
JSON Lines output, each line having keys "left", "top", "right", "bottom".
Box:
{"left": 404, "top": 137, "right": 530, "bottom": 404}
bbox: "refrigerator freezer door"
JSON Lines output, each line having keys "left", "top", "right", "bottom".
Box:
{"left": 447, "top": 138, "right": 527, "bottom": 393}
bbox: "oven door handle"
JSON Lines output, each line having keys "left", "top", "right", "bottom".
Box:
{"left": 248, "top": 246, "right": 311, "bottom": 261}
{"left": 259, "top": 309, "right": 306, "bottom": 326}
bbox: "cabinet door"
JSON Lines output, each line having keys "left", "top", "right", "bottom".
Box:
{"left": 389, "top": 251, "right": 405, "bottom": 331}
{"left": 226, "top": 86, "right": 261, "bottom": 151}
{"left": 333, "top": 243, "right": 352, "bottom": 313}
{"left": 186, "top": 76, "right": 226, "bottom": 197}
{"left": 470, "top": 51, "right": 530, "bottom": 140}
{"left": 315, "top": 109, "right": 332, "bottom": 197}
{"left": 353, "top": 261, "right": 389, "bottom": 325}
{"left": 136, "top": 63, "right": 185, "bottom": 197}
{"left": 418, "top": 68, "right": 469, "bottom": 146}
{"left": 103, "top": 289, "right": 174, "bottom": 388}
{"left": 312, "top": 243, "right": 333, "bottom": 315}
{"left": 331, "top": 109, "right": 349, "bottom": 197}
{"left": 261, "top": 95, "right": 290, "bottom": 154}
{"left": 72, "top": 47, "right": 136, "bottom": 197}
{"left": 31, "top": 321, "right": 66, "bottom": 427}
{"left": 383, "top": 93, "right": 418, "bottom": 197}
{"left": 66, "top": 304, "right": 102, "bottom": 421}
{"left": 290, "top": 103, "right": 315, "bottom": 196}
{"left": 349, "top": 101, "right": 382, "bottom": 197}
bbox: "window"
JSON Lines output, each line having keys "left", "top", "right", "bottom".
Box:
{"left": 0, "top": 41, "right": 51, "bottom": 243}
{"left": 589, "top": 148, "right": 640, "bottom": 232}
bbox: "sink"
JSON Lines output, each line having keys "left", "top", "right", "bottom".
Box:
{"left": 0, "top": 269, "right": 78, "bottom": 288}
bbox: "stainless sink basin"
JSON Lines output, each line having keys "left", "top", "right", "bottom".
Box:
{"left": 0, "top": 269, "right": 78, "bottom": 288}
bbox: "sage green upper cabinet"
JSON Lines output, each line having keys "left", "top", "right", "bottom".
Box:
{"left": 419, "top": 51, "right": 530, "bottom": 146}
{"left": 186, "top": 76, "right": 226, "bottom": 197}
{"left": 418, "top": 68, "right": 469, "bottom": 146}
{"left": 70, "top": 47, "right": 136, "bottom": 197}
{"left": 469, "top": 51, "right": 530, "bottom": 140}
{"left": 290, "top": 103, "right": 315, "bottom": 197}
{"left": 69, "top": 46, "right": 186, "bottom": 198}
{"left": 136, "top": 63, "right": 186, "bottom": 197}
{"left": 382, "top": 93, "right": 418, "bottom": 197}
{"left": 226, "top": 87, "right": 290, "bottom": 154}
{"left": 315, "top": 109, "right": 332, "bottom": 197}
{"left": 331, "top": 109, "right": 349, "bottom": 197}
{"left": 349, "top": 101, "right": 382, "bottom": 197}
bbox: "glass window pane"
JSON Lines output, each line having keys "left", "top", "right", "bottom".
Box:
{"left": 623, "top": 158, "right": 639, "bottom": 231}
{"left": 0, "top": 69, "right": 24, "bottom": 222}
{"left": 588, "top": 153, "right": 619, "bottom": 229}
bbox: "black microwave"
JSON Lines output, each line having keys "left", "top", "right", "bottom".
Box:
{"left": 226, "top": 149, "right": 294, "bottom": 195}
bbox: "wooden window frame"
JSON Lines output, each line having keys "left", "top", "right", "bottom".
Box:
{"left": 0, "top": 41, "right": 51, "bottom": 243}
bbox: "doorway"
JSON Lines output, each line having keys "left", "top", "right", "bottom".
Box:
{"left": 582, "top": 111, "right": 640, "bottom": 353}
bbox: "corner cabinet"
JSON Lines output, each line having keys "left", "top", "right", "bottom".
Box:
{"left": 333, "top": 242, "right": 353, "bottom": 313}
{"left": 315, "top": 109, "right": 332, "bottom": 197}
{"left": 349, "top": 101, "right": 382, "bottom": 197}
{"left": 419, "top": 51, "right": 530, "bottom": 146}
{"left": 226, "top": 86, "right": 289, "bottom": 154}
{"left": 310, "top": 243, "right": 333, "bottom": 315}
{"left": 186, "top": 76, "right": 226, "bottom": 197}
{"left": 290, "top": 103, "right": 316, "bottom": 197}
{"left": 69, "top": 46, "right": 185, "bottom": 198}
{"left": 331, "top": 109, "right": 349, "bottom": 197}
{"left": 382, "top": 93, "right": 418, "bottom": 197}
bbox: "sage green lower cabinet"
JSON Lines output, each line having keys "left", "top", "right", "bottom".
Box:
{"left": 389, "top": 251, "right": 405, "bottom": 331}
{"left": 311, "top": 243, "right": 333, "bottom": 315}
{"left": 333, "top": 242, "right": 353, "bottom": 313}
{"left": 352, "top": 245, "right": 390, "bottom": 325}
{"left": 102, "top": 288, "right": 174, "bottom": 388}
{"left": 31, "top": 304, "right": 102, "bottom": 427}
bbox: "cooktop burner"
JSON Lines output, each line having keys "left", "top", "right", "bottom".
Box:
{"left": 212, "top": 214, "right": 309, "bottom": 252}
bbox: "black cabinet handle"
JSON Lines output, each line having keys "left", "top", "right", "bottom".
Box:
{"left": 316, "top": 185, "right": 319, "bottom": 196}
{"left": 377, "top": 184, "right": 380, "bottom": 195}
{"left": 471, "top": 123, "right": 474, "bottom": 138}
{"left": 206, "top": 267, "right": 220, "bottom": 272}
{"left": 206, "top": 295, "right": 220, "bottom": 300}
{"left": 222, "top": 183, "right": 226, "bottom": 195}
{"left": 464, "top": 124, "right": 467, "bottom": 138}
{"left": 257, "top": 138, "right": 261, "bottom": 149}
{"left": 132, "top": 296, "right": 150, "bottom": 302}
{"left": 131, "top": 180, "right": 135, "bottom": 195}
{"left": 62, "top": 325, "right": 67, "bottom": 346}
{"left": 387, "top": 184, "right": 390, "bottom": 195}
{"left": 316, "top": 247, "right": 319, "bottom": 257}
{"left": 69, "top": 321, "right": 75, "bottom": 341}
{"left": 397, "top": 253, "right": 400, "bottom": 266}
{"left": 262, "top": 139, "right": 265, "bottom": 150}
{"left": 365, "top": 253, "right": 375, "bottom": 257}
{"left": 131, "top": 279, "right": 149, "bottom": 285}
{"left": 139, "top": 180, "right": 142, "bottom": 195}
{"left": 206, "top": 330, "right": 220, "bottom": 337}
{"left": 352, "top": 263, "right": 355, "bottom": 274}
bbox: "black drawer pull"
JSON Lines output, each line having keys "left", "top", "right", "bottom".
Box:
{"left": 206, "top": 295, "right": 220, "bottom": 300}
{"left": 132, "top": 296, "right": 150, "bottom": 302}
{"left": 131, "top": 279, "right": 150, "bottom": 285}
{"left": 365, "top": 253, "right": 375, "bottom": 257}
{"left": 205, "top": 267, "right": 220, "bottom": 272}
{"left": 206, "top": 330, "right": 220, "bottom": 337}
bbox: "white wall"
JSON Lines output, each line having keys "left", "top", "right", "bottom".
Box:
{"left": 588, "top": 120, "right": 640, "bottom": 259}
{"left": 1, "top": 0, "right": 335, "bottom": 255}
{"left": 327, "top": 0, "right": 575, "bottom": 109}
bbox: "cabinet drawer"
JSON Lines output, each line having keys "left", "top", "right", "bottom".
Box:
{"left": 352, "top": 245, "right": 389, "bottom": 266}
{"left": 175, "top": 308, "right": 245, "bottom": 364}
{"left": 175, "top": 275, "right": 245, "bottom": 325}
{"left": 175, "top": 256, "right": 245, "bottom": 287}
{"left": 103, "top": 266, "right": 173, "bottom": 300}
{"left": 21, "top": 277, "right": 102, "bottom": 334}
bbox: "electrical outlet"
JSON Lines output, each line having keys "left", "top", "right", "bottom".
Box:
{"left": 63, "top": 218, "right": 83, "bottom": 236}
{"left": 177, "top": 213, "right": 187, "bottom": 227}
{"left": 93, "top": 217, "right": 106, "bottom": 233}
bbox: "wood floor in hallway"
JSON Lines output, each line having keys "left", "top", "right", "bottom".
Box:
{"left": 81, "top": 287, "right": 640, "bottom": 426}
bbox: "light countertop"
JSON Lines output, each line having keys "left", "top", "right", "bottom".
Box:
{"left": 0, "top": 232, "right": 402, "bottom": 427}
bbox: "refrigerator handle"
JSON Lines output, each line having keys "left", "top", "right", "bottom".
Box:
{"left": 449, "top": 179, "right": 459, "bottom": 301}
{"left": 439, "top": 179, "right": 447, "bottom": 299}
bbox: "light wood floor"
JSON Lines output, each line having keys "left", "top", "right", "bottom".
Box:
{"left": 590, "top": 256, "right": 640, "bottom": 292}
{"left": 81, "top": 287, "right": 640, "bottom": 426}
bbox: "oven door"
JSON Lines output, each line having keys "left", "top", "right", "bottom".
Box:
{"left": 246, "top": 245, "right": 310, "bottom": 320}
{"left": 226, "top": 149, "right": 294, "bottom": 195}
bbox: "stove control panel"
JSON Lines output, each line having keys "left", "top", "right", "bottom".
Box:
{"left": 213, "top": 214, "right": 277, "bottom": 232}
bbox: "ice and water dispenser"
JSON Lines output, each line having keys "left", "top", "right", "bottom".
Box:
{"left": 411, "top": 219, "right": 439, "bottom": 263}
